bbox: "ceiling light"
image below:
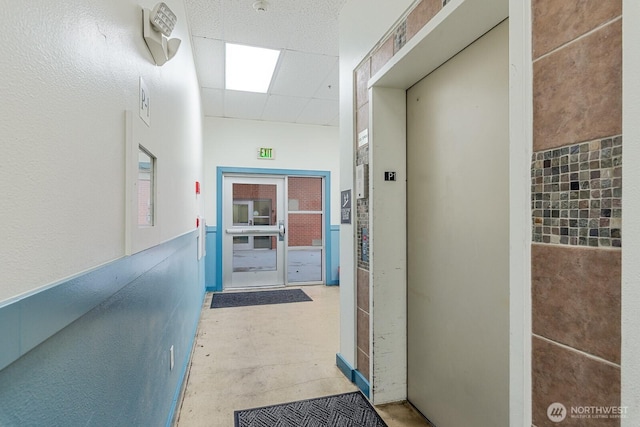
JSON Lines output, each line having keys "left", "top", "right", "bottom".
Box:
{"left": 225, "top": 43, "right": 280, "bottom": 93}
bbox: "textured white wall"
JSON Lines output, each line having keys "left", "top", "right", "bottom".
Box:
{"left": 338, "top": 0, "right": 415, "bottom": 371}
{"left": 0, "top": 0, "right": 203, "bottom": 303}
{"left": 202, "top": 117, "right": 340, "bottom": 225}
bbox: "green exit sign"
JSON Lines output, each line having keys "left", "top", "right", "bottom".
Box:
{"left": 258, "top": 147, "right": 275, "bottom": 159}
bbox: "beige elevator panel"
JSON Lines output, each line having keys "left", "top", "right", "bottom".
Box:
{"left": 406, "top": 20, "right": 509, "bottom": 427}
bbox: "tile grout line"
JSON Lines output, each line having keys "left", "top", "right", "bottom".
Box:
{"left": 532, "top": 134, "right": 623, "bottom": 154}
{"left": 533, "top": 334, "right": 620, "bottom": 369}
{"left": 533, "top": 16, "right": 622, "bottom": 63}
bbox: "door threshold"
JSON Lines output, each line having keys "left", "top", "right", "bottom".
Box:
{"left": 220, "top": 284, "right": 285, "bottom": 293}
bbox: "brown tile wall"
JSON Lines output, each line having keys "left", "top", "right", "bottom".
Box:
{"left": 406, "top": 0, "right": 442, "bottom": 41}
{"left": 355, "top": 60, "right": 370, "bottom": 274}
{"left": 532, "top": 0, "right": 622, "bottom": 59}
{"left": 370, "top": 37, "right": 394, "bottom": 78}
{"left": 533, "top": 19, "right": 622, "bottom": 151}
{"left": 531, "top": 1, "right": 622, "bottom": 425}
{"left": 357, "top": 268, "right": 370, "bottom": 380}
{"left": 532, "top": 244, "right": 621, "bottom": 364}
{"left": 354, "top": 57, "right": 371, "bottom": 379}
{"left": 532, "top": 337, "right": 621, "bottom": 427}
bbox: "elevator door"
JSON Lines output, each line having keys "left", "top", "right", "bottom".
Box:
{"left": 406, "top": 20, "right": 509, "bottom": 426}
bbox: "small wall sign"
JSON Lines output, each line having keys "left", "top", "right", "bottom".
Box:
{"left": 139, "top": 77, "right": 150, "bottom": 127}
{"left": 361, "top": 228, "right": 369, "bottom": 262}
{"left": 358, "top": 129, "right": 369, "bottom": 147}
{"left": 341, "top": 190, "right": 352, "bottom": 224}
{"left": 384, "top": 171, "right": 396, "bottom": 181}
{"left": 257, "top": 147, "right": 275, "bottom": 160}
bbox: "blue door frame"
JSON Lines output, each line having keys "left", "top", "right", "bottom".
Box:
{"left": 211, "top": 166, "right": 336, "bottom": 292}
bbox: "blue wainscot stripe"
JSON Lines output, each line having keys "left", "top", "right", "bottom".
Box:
{"left": 205, "top": 226, "right": 217, "bottom": 292}
{"left": 354, "top": 370, "right": 371, "bottom": 398}
{"left": 0, "top": 233, "right": 192, "bottom": 371}
{"left": 0, "top": 231, "right": 204, "bottom": 427}
{"left": 336, "top": 353, "right": 355, "bottom": 382}
{"left": 336, "top": 353, "right": 370, "bottom": 398}
{"left": 328, "top": 225, "right": 340, "bottom": 285}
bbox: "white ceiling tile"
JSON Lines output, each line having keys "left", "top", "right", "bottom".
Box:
{"left": 270, "top": 51, "right": 337, "bottom": 98}
{"left": 202, "top": 88, "right": 224, "bottom": 117}
{"left": 297, "top": 99, "right": 339, "bottom": 126}
{"left": 185, "top": 0, "right": 345, "bottom": 126}
{"left": 184, "top": 0, "right": 223, "bottom": 39}
{"left": 192, "top": 37, "right": 225, "bottom": 89}
{"left": 312, "top": 61, "right": 339, "bottom": 100}
{"left": 222, "top": 0, "right": 291, "bottom": 50}
{"left": 283, "top": 2, "right": 341, "bottom": 55}
{"left": 262, "top": 95, "right": 310, "bottom": 123}
{"left": 224, "top": 90, "right": 268, "bottom": 120}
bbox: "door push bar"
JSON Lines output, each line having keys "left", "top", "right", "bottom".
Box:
{"left": 225, "top": 222, "right": 286, "bottom": 242}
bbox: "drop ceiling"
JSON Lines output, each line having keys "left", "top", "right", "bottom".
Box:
{"left": 184, "top": 0, "right": 347, "bottom": 126}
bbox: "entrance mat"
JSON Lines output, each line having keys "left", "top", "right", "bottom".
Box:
{"left": 210, "top": 288, "right": 312, "bottom": 309}
{"left": 234, "top": 391, "right": 388, "bottom": 427}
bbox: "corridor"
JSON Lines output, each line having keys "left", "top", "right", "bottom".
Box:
{"left": 174, "top": 286, "right": 431, "bottom": 427}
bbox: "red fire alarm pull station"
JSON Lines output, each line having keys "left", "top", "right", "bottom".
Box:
{"left": 195, "top": 181, "right": 200, "bottom": 194}
{"left": 196, "top": 217, "right": 200, "bottom": 228}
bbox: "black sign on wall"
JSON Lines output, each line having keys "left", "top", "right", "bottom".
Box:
{"left": 341, "top": 190, "right": 352, "bottom": 224}
{"left": 361, "top": 228, "right": 369, "bottom": 262}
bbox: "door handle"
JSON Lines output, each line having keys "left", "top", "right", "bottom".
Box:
{"left": 225, "top": 227, "right": 279, "bottom": 235}
{"left": 278, "top": 220, "right": 285, "bottom": 241}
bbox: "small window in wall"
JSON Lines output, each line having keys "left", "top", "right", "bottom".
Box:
{"left": 138, "top": 145, "right": 155, "bottom": 227}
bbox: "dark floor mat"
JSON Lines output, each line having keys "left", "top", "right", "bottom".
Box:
{"left": 234, "top": 391, "right": 387, "bottom": 427}
{"left": 210, "top": 288, "right": 312, "bottom": 309}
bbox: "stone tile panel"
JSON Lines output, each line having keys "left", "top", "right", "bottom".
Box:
{"left": 532, "top": 244, "right": 621, "bottom": 364}
{"left": 532, "top": 0, "right": 622, "bottom": 59}
{"left": 532, "top": 336, "right": 620, "bottom": 426}
{"left": 533, "top": 20, "right": 622, "bottom": 151}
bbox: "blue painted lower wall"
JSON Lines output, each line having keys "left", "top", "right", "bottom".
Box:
{"left": 205, "top": 226, "right": 218, "bottom": 291}
{"left": 329, "top": 225, "right": 340, "bottom": 285}
{"left": 205, "top": 225, "right": 340, "bottom": 291}
{"left": 0, "top": 232, "right": 204, "bottom": 427}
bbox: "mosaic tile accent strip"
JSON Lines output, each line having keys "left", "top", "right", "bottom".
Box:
{"left": 531, "top": 136, "right": 622, "bottom": 247}
{"left": 394, "top": 20, "right": 407, "bottom": 53}
{"left": 357, "top": 145, "right": 370, "bottom": 270}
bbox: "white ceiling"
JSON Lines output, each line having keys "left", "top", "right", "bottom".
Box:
{"left": 184, "top": 0, "right": 347, "bottom": 126}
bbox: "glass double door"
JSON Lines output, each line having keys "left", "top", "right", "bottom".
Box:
{"left": 222, "top": 174, "right": 324, "bottom": 289}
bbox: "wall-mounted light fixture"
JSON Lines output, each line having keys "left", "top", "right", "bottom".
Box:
{"left": 143, "top": 2, "right": 181, "bottom": 66}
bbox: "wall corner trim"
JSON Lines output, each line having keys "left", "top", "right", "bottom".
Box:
{"left": 336, "top": 352, "right": 355, "bottom": 382}
{"left": 336, "top": 353, "right": 370, "bottom": 398}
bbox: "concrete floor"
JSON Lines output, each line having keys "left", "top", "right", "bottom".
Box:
{"left": 175, "top": 285, "right": 432, "bottom": 427}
